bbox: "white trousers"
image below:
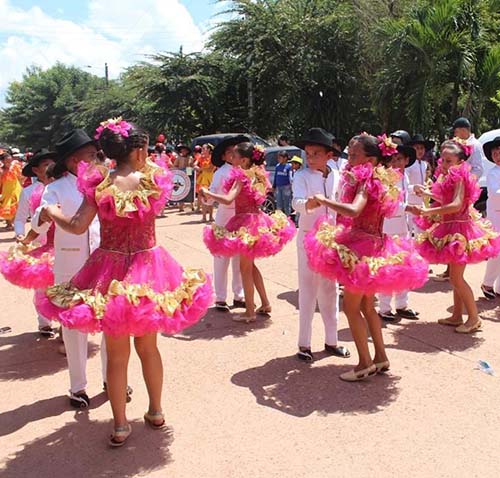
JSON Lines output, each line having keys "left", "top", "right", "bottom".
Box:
{"left": 213, "top": 255, "right": 244, "bottom": 303}
{"left": 378, "top": 290, "right": 409, "bottom": 313}
{"left": 483, "top": 253, "right": 500, "bottom": 293}
{"left": 62, "top": 327, "right": 108, "bottom": 393}
{"left": 297, "top": 231, "right": 338, "bottom": 348}
{"left": 213, "top": 205, "right": 244, "bottom": 303}
{"left": 56, "top": 264, "right": 107, "bottom": 394}
{"left": 34, "top": 288, "right": 51, "bottom": 328}
{"left": 407, "top": 213, "right": 423, "bottom": 237}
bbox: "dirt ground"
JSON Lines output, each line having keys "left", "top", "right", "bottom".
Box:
{"left": 1, "top": 209, "right": 499, "bottom": 478}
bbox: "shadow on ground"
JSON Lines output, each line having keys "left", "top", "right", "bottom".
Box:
{"left": 232, "top": 355, "right": 400, "bottom": 417}
{"left": 167, "top": 307, "right": 271, "bottom": 341}
{"left": 387, "top": 321, "right": 485, "bottom": 354}
{"left": 0, "top": 332, "right": 99, "bottom": 381}
{"left": 1, "top": 413, "right": 173, "bottom": 477}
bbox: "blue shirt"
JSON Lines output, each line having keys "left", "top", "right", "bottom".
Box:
{"left": 273, "top": 162, "right": 292, "bottom": 187}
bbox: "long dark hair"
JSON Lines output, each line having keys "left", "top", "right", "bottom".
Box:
{"left": 98, "top": 123, "right": 148, "bottom": 163}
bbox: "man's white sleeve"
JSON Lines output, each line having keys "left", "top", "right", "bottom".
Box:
{"left": 31, "top": 186, "right": 58, "bottom": 235}
{"left": 13, "top": 188, "right": 31, "bottom": 236}
{"left": 292, "top": 173, "right": 308, "bottom": 214}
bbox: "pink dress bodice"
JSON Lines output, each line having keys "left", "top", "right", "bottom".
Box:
{"left": 431, "top": 162, "right": 480, "bottom": 223}
{"left": 339, "top": 163, "right": 401, "bottom": 236}
{"left": 78, "top": 159, "right": 173, "bottom": 254}
{"left": 223, "top": 166, "right": 270, "bottom": 215}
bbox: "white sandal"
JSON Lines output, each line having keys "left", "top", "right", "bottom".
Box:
{"left": 340, "top": 365, "right": 377, "bottom": 382}
{"left": 109, "top": 424, "right": 132, "bottom": 448}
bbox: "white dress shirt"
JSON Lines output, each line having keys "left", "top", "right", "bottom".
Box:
{"left": 383, "top": 173, "right": 409, "bottom": 236}
{"left": 327, "top": 157, "right": 347, "bottom": 173}
{"left": 32, "top": 172, "right": 100, "bottom": 282}
{"left": 486, "top": 165, "right": 500, "bottom": 230}
{"left": 14, "top": 183, "right": 37, "bottom": 237}
{"left": 466, "top": 134, "right": 485, "bottom": 179}
{"left": 209, "top": 163, "right": 236, "bottom": 227}
{"left": 406, "top": 160, "right": 428, "bottom": 205}
{"left": 292, "top": 167, "right": 340, "bottom": 232}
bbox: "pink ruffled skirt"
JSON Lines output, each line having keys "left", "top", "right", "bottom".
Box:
{"left": 35, "top": 246, "right": 213, "bottom": 337}
{"left": 0, "top": 243, "right": 54, "bottom": 289}
{"left": 416, "top": 219, "right": 500, "bottom": 264}
{"left": 304, "top": 220, "right": 428, "bottom": 294}
{"left": 203, "top": 210, "right": 296, "bottom": 258}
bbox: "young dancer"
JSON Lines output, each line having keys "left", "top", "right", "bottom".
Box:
{"left": 304, "top": 134, "right": 428, "bottom": 381}
{"left": 1, "top": 149, "right": 57, "bottom": 336}
{"left": 0, "top": 150, "right": 22, "bottom": 229}
{"left": 481, "top": 136, "right": 500, "bottom": 299}
{"left": 292, "top": 128, "right": 351, "bottom": 361}
{"left": 36, "top": 118, "right": 213, "bottom": 446}
{"left": 202, "top": 142, "right": 296, "bottom": 322}
{"left": 378, "top": 145, "right": 420, "bottom": 321}
{"left": 32, "top": 129, "right": 106, "bottom": 408}
{"left": 411, "top": 139, "right": 500, "bottom": 332}
{"left": 207, "top": 135, "right": 248, "bottom": 311}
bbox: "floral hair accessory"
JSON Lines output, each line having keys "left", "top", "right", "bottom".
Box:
{"left": 377, "top": 134, "right": 398, "bottom": 157}
{"left": 252, "top": 144, "right": 265, "bottom": 163}
{"left": 451, "top": 137, "right": 473, "bottom": 157}
{"left": 95, "top": 117, "right": 132, "bottom": 140}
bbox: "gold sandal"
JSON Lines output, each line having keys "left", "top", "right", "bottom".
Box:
{"left": 232, "top": 314, "right": 256, "bottom": 323}
{"left": 455, "top": 320, "right": 482, "bottom": 334}
{"left": 438, "top": 318, "right": 464, "bottom": 327}
{"left": 109, "top": 424, "right": 132, "bottom": 447}
{"left": 144, "top": 411, "right": 166, "bottom": 429}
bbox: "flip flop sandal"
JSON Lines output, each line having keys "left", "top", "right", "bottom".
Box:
{"left": 255, "top": 306, "right": 272, "bottom": 316}
{"left": 144, "top": 411, "right": 166, "bottom": 429}
{"left": 109, "top": 424, "right": 132, "bottom": 448}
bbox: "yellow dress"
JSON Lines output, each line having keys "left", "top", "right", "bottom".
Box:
{"left": 0, "top": 161, "right": 22, "bottom": 221}
{"left": 196, "top": 155, "right": 215, "bottom": 192}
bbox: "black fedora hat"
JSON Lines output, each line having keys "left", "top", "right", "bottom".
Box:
{"left": 53, "top": 129, "right": 95, "bottom": 176}
{"left": 390, "top": 130, "right": 411, "bottom": 145}
{"left": 408, "top": 134, "right": 435, "bottom": 151}
{"left": 22, "top": 148, "right": 57, "bottom": 177}
{"left": 483, "top": 136, "right": 500, "bottom": 163}
{"left": 294, "top": 128, "right": 334, "bottom": 151}
{"left": 175, "top": 143, "right": 192, "bottom": 154}
{"left": 396, "top": 145, "right": 417, "bottom": 168}
{"left": 452, "top": 117, "right": 471, "bottom": 130}
{"left": 211, "top": 135, "right": 250, "bottom": 167}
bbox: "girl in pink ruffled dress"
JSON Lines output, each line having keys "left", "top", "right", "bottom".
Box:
{"left": 201, "top": 142, "right": 296, "bottom": 322}
{"left": 304, "top": 134, "right": 428, "bottom": 381}
{"left": 36, "top": 119, "right": 213, "bottom": 447}
{"left": 411, "top": 140, "right": 500, "bottom": 333}
{"left": 0, "top": 182, "right": 55, "bottom": 290}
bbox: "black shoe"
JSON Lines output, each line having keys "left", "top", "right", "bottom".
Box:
{"left": 481, "top": 285, "right": 497, "bottom": 301}
{"left": 69, "top": 392, "right": 90, "bottom": 409}
{"left": 324, "top": 344, "right": 351, "bottom": 358}
{"left": 232, "top": 299, "right": 246, "bottom": 309}
{"left": 38, "top": 326, "right": 56, "bottom": 338}
{"left": 396, "top": 308, "right": 420, "bottom": 319}
{"left": 297, "top": 348, "right": 314, "bottom": 362}
{"left": 378, "top": 311, "right": 398, "bottom": 322}
{"left": 215, "top": 301, "right": 230, "bottom": 312}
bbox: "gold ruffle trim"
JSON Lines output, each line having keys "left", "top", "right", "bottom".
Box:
{"left": 46, "top": 268, "right": 207, "bottom": 319}
{"left": 373, "top": 165, "right": 401, "bottom": 202}
{"left": 314, "top": 222, "right": 406, "bottom": 275}
{"left": 243, "top": 166, "right": 268, "bottom": 197}
{"left": 211, "top": 210, "right": 289, "bottom": 246}
{"left": 5, "top": 243, "right": 53, "bottom": 266}
{"left": 94, "top": 159, "right": 163, "bottom": 217}
{"left": 416, "top": 219, "right": 499, "bottom": 253}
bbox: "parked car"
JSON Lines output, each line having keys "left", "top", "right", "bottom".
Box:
{"left": 191, "top": 133, "right": 270, "bottom": 150}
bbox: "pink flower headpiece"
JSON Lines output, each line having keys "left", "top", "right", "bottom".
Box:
{"left": 451, "top": 137, "right": 473, "bottom": 157}
{"left": 95, "top": 117, "right": 132, "bottom": 140}
{"left": 252, "top": 144, "right": 265, "bottom": 163}
{"left": 377, "top": 134, "right": 398, "bottom": 157}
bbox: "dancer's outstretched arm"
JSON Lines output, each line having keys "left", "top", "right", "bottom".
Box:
{"left": 309, "top": 189, "right": 368, "bottom": 218}
{"left": 41, "top": 199, "right": 97, "bottom": 235}
{"left": 414, "top": 182, "right": 464, "bottom": 217}
{"left": 200, "top": 182, "right": 242, "bottom": 206}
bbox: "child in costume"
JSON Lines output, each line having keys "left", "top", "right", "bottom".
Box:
{"left": 37, "top": 119, "right": 213, "bottom": 447}
{"left": 0, "top": 150, "right": 23, "bottom": 229}
{"left": 481, "top": 136, "right": 500, "bottom": 299}
{"left": 0, "top": 150, "right": 56, "bottom": 335}
{"left": 202, "top": 142, "right": 296, "bottom": 323}
{"left": 412, "top": 139, "right": 500, "bottom": 333}
{"left": 378, "top": 145, "right": 421, "bottom": 322}
{"left": 195, "top": 143, "right": 215, "bottom": 222}
{"left": 292, "top": 128, "right": 351, "bottom": 362}
{"left": 304, "top": 134, "right": 428, "bottom": 381}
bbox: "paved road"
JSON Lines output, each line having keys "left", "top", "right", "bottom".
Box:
{"left": 1, "top": 209, "right": 499, "bottom": 478}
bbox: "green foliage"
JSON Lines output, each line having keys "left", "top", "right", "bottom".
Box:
{"left": 1, "top": 0, "right": 500, "bottom": 147}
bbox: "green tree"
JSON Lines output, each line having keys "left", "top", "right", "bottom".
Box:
{"left": 2, "top": 63, "right": 105, "bottom": 148}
